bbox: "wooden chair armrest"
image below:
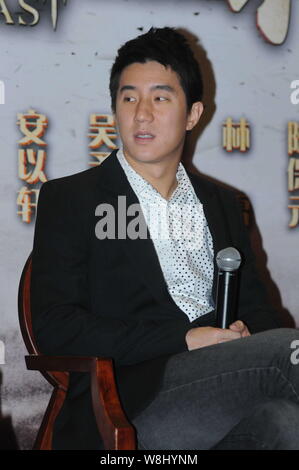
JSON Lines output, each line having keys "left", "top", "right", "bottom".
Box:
{"left": 25, "top": 355, "right": 136, "bottom": 450}
{"left": 25, "top": 355, "right": 97, "bottom": 372}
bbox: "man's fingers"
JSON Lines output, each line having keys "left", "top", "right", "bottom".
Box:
{"left": 229, "top": 320, "right": 244, "bottom": 330}
{"left": 229, "top": 321, "right": 251, "bottom": 338}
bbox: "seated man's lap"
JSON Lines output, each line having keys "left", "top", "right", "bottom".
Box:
{"left": 133, "top": 328, "right": 299, "bottom": 450}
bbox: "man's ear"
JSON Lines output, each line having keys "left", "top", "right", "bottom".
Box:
{"left": 186, "top": 101, "right": 204, "bottom": 131}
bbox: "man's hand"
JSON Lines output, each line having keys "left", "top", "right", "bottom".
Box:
{"left": 185, "top": 321, "right": 251, "bottom": 351}
{"left": 229, "top": 320, "right": 251, "bottom": 338}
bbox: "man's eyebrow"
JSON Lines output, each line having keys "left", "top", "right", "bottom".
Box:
{"left": 152, "top": 85, "right": 175, "bottom": 93}
{"left": 119, "top": 85, "right": 136, "bottom": 93}
{"left": 119, "top": 84, "right": 176, "bottom": 93}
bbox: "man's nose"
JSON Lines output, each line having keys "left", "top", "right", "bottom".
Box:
{"left": 134, "top": 99, "right": 153, "bottom": 123}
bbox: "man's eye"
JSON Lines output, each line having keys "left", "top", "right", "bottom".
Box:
{"left": 124, "top": 96, "right": 136, "bottom": 102}
{"left": 155, "top": 96, "right": 168, "bottom": 101}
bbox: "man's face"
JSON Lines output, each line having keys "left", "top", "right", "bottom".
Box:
{"left": 114, "top": 61, "right": 201, "bottom": 166}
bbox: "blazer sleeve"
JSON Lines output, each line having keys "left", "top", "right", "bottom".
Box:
{"left": 30, "top": 179, "right": 191, "bottom": 366}
{"left": 223, "top": 190, "right": 284, "bottom": 333}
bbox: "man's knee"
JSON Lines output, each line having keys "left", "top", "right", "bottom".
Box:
{"left": 263, "top": 327, "right": 297, "bottom": 339}
{"left": 252, "top": 327, "right": 299, "bottom": 359}
{"left": 254, "top": 327, "right": 297, "bottom": 342}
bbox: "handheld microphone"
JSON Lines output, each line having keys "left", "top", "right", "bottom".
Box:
{"left": 215, "top": 247, "right": 241, "bottom": 329}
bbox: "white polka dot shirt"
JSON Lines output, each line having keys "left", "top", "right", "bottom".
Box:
{"left": 117, "top": 148, "right": 214, "bottom": 321}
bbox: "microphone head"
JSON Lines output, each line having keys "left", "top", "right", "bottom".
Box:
{"left": 216, "top": 247, "right": 241, "bottom": 272}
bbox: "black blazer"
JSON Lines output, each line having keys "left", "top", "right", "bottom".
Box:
{"left": 30, "top": 149, "right": 282, "bottom": 449}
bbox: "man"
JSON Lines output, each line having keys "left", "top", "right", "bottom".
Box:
{"left": 31, "top": 27, "right": 299, "bottom": 450}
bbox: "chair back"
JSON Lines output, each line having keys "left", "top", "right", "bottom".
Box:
{"left": 18, "top": 253, "right": 68, "bottom": 389}
{"left": 18, "top": 253, "right": 68, "bottom": 449}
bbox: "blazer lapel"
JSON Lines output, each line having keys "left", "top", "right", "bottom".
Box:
{"left": 96, "top": 151, "right": 179, "bottom": 314}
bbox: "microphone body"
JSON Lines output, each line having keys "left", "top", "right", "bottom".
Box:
{"left": 215, "top": 247, "right": 241, "bottom": 329}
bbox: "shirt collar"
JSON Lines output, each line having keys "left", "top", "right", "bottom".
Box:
{"left": 116, "top": 147, "right": 190, "bottom": 201}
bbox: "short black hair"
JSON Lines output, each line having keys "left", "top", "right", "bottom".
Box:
{"left": 109, "top": 27, "right": 203, "bottom": 113}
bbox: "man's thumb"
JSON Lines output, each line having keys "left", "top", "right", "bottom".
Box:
{"left": 230, "top": 320, "right": 242, "bottom": 329}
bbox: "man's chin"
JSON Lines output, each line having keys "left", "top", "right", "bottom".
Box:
{"left": 123, "top": 147, "right": 161, "bottom": 164}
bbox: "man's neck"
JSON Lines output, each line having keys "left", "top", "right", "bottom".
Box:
{"left": 122, "top": 150, "right": 181, "bottom": 201}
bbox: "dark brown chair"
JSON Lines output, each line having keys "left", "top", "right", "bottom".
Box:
{"left": 18, "top": 253, "right": 136, "bottom": 450}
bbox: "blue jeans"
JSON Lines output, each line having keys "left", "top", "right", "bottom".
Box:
{"left": 132, "top": 328, "right": 299, "bottom": 450}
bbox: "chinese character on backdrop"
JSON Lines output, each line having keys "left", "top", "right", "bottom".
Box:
{"left": 288, "top": 197, "right": 299, "bottom": 229}
{"left": 16, "top": 109, "right": 49, "bottom": 223}
{"left": 17, "top": 187, "right": 39, "bottom": 224}
{"left": 222, "top": 117, "right": 250, "bottom": 152}
{"left": 88, "top": 114, "right": 119, "bottom": 166}
{"left": 287, "top": 122, "right": 299, "bottom": 228}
